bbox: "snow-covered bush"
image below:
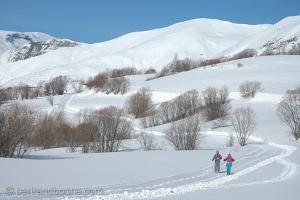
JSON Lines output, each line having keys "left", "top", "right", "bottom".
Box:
{"left": 231, "top": 107, "right": 256, "bottom": 146}
{"left": 165, "top": 114, "right": 205, "bottom": 150}
{"left": 239, "top": 81, "right": 262, "bottom": 98}
{"left": 277, "top": 90, "right": 300, "bottom": 140}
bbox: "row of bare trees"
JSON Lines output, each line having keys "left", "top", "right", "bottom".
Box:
{"left": 86, "top": 72, "right": 130, "bottom": 94}
{"left": 141, "top": 87, "right": 230, "bottom": 128}
{"left": 141, "top": 89, "right": 204, "bottom": 127}
{"left": 0, "top": 103, "right": 133, "bottom": 157}
{"left": 151, "top": 49, "right": 259, "bottom": 80}
{"left": 0, "top": 75, "right": 74, "bottom": 106}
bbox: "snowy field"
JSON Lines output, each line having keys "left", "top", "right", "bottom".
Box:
{"left": 1, "top": 55, "right": 300, "bottom": 200}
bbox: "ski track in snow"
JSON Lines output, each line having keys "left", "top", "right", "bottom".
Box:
{"left": 61, "top": 143, "right": 295, "bottom": 200}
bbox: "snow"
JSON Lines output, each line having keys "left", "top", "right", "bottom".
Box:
{"left": 1, "top": 16, "right": 300, "bottom": 86}
{"left": 1, "top": 54, "right": 300, "bottom": 200}
{"left": 0, "top": 30, "right": 55, "bottom": 57}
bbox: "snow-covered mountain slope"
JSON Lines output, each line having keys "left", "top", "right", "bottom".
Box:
{"left": 0, "top": 31, "right": 54, "bottom": 56}
{"left": 7, "top": 39, "right": 79, "bottom": 62}
{"left": 222, "top": 16, "right": 300, "bottom": 56}
{"left": 1, "top": 16, "right": 300, "bottom": 86}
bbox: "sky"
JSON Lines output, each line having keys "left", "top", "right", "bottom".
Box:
{"left": 0, "top": 0, "right": 299, "bottom": 43}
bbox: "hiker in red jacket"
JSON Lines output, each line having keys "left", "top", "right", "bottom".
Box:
{"left": 224, "top": 154, "right": 235, "bottom": 175}
{"left": 212, "top": 150, "right": 222, "bottom": 173}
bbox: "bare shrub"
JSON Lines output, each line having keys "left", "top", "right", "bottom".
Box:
{"left": 165, "top": 114, "right": 205, "bottom": 150}
{"left": 202, "top": 86, "right": 231, "bottom": 122}
{"left": 125, "top": 87, "right": 153, "bottom": 118}
{"left": 226, "top": 134, "right": 234, "bottom": 147}
{"left": 231, "top": 107, "right": 256, "bottom": 146}
{"left": 141, "top": 89, "right": 203, "bottom": 127}
{"left": 144, "top": 68, "right": 157, "bottom": 74}
{"left": 239, "top": 81, "right": 262, "bottom": 98}
{"left": 86, "top": 72, "right": 108, "bottom": 89}
{"left": 0, "top": 88, "right": 10, "bottom": 106}
{"left": 137, "top": 131, "right": 156, "bottom": 151}
{"left": 47, "top": 95, "right": 54, "bottom": 106}
{"left": 104, "top": 77, "right": 130, "bottom": 94}
{"left": 35, "top": 111, "right": 68, "bottom": 149}
{"left": 277, "top": 92, "right": 300, "bottom": 140}
{"left": 47, "top": 75, "right": 69, "bottom": 95}
{"left": 18, "top": 83, "right": 31, "bottom": 99}
{"left": 110, "top": 67, "right": 140, "bottom": 78}
{"left": 77, "top": 106, "right": 132, "bottom": 152}
{"left": 71, "top": 79, "right": 84, "bottom": 93}
{"left": 237, "top": 62, "right": 243, "bottom": 68}
{"left": 75, "top": 109, "right": 97, "bottom": 153}
{"left": 0, "top": 103, "right": 37, "bottom": 157}
{"left": 232, "top": 49, "right": 257, "bottom": 60}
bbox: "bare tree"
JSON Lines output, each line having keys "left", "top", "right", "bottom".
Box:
{"left": 86, "top": 72, "right": 108, "bottom": 90}
{"left": 0, "top": 103, "right": 37, "bottom": 157}
{"left": 137, "top": 131, "right": 156, "bottom": 151}
{"left": 231, "top": 107, "right": 256, "bottom": 146}
{"left": 71, "top": 79, "right": 84, "bottom": 93}
{"left": 125, "top": 87, "right": 153, "bottom": 118}
{"left": 35, "top": 110, "right": 67, "bottom": 149}
{"left": 47, "top": 75, "right": 69, "bottom": 95}
{"left": 239, "top": 81, "right": 262, "bottom": 98}
{"left": 165, "top": 114, "right": 205, "bottom": 150}
{"left": 277, "top": 92, "right": 300, "bottom": 140}
{"left": 104, "top": 77, "right": 130, "bottom": 94}
{"left": 202, "top": 86, "right": 231, "bottom": 122}
{"left": 76, "top": 106, "right": 132, "bottom": 153}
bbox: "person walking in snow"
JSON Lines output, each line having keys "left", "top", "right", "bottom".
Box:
{"left": 212, "top": 150, "right": 222, "bottom": 173}
{"left": 224, "top": 153, "right": 235, "bottom": 175}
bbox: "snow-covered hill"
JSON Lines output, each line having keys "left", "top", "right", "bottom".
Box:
{"left": 7, "top": 39, "right": 80, "bottom": 62}
{"left": 1, "top": 55, "right": 299, "bottom": 200}
{"left": 222, "top": 16, "right": 300, "bottom": 56}
{"left": 0, "top": 16, "right": 300, "bottom": 86}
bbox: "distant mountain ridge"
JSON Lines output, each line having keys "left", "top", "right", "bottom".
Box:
{"left": 0, "top": 15, "right": 299, "bottom": 86}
